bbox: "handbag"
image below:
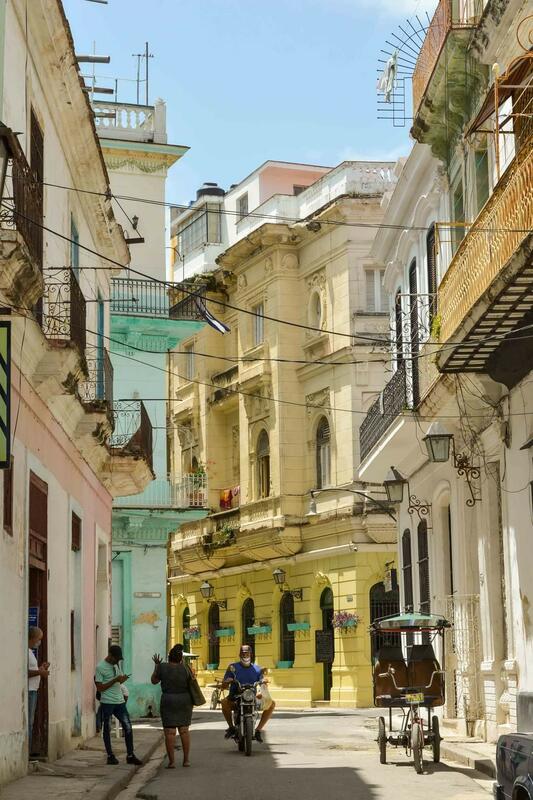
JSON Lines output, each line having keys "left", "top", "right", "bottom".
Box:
{"left": 185, "top": 664, "right": 206, "bottom": 706}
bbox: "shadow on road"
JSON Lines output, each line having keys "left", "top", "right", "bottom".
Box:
{"left": 138, "top": 711, "right": 380, "bottom": 800}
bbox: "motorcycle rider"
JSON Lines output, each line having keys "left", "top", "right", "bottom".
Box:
{"left": 221, "top": 644, "right": 275, "bottom": 743}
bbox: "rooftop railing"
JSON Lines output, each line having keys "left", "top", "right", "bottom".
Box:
{"left": 93, "top": 99, "right": 167, "bottom": 144}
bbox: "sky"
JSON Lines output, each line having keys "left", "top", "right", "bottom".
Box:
{"left": 63, "top": 0, "right": 438, "bottom": 206}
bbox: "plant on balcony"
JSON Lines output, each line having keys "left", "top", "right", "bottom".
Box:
{"left": 202, "top": 525, "right": 237, "bottom": 557}
{"left": 184, "top": 626, "right": 201, "bottom": 640}
{"left": 332, "top": 611, "right": 360, "bottom": 630}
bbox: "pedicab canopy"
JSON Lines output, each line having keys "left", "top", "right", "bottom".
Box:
{"left": 370, "top": 613, "right": 451, "bottom": 633}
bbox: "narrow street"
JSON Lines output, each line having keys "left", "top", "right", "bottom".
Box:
{"left": 132, "top": 711, "right": 492, "bottom": 800}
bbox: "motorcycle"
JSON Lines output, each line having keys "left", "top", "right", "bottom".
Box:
{"left": 230, "top": 678, "right": 262, "bottom": 756}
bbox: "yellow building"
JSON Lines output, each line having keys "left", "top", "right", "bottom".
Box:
{"left": 167, "top": 160, "right": 398, "bottom": 706}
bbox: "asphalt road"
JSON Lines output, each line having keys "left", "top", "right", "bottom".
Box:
{"left": 129, "top": 709, "right": 493, "bottom": 800}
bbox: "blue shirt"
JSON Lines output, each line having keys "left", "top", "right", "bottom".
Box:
{"left": 224, "top": 662, "right": 262, "bottom": 697}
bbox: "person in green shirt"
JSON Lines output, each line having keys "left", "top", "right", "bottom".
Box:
{"left": 94, "top": 645, "right": 142, "bottom": 766}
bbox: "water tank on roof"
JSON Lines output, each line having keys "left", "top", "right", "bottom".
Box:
{"left": 196, "top": 182, "right": 225, "bottom": 200}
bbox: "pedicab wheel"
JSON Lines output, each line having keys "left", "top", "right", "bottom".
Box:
{"left": 378, "top": 716, "right": 387, "bottom": 764}
{"left": 412, "top": 722, "right": 424, "bottom": 774}
{"left": 431, "top": 716, "right": 441, "bottom": 763}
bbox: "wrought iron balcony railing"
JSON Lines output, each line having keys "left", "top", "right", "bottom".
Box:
{"left": 412, "top": 0, "right": 482, "bottom": 117}
{"left": 169, "top": 283, "right": 209, "bottom": 321}
{"left": 111, "top": 278, "right": 172, "bottom": 317}
{"left": 438, "top": 141, "right": 533, "bottom": 342}
{"left": 111, "top": 277, "right": 208, "bottom": 321}
{"left": 0, "top": 131, "right": 43, "bottom": 269}
{"left": 41, "top": 268, "right": 86, "bottom": 354}
{"left": 79, "top": 346, "right": 114, "bottom": 412}
{"left": 359, "top": 361, "right": 409, "bottom": 462}
{"left": 175, "top": 473, "right": 209, "bottom": 508}
{"left": 109, "top": 400, "right": 153, "bottom": 472}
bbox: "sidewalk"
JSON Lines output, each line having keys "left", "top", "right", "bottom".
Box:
{"left": 0, "top": 722, "right": 162, "bottom": 800}
{"left": 441, "top": 737, "right": 497, "bottom": 779}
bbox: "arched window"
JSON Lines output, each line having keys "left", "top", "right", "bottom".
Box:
{"left": 256, "top": 430, "right": 270, "bottom": 499}
{"left": 316, "top": 416, "right": 331, "bottom": 489}
{"left": 394, "top": 289, "right": 403, "bottom": 366}
{"left": 182, "top": 606, "right": 190, "bottom": 637}
{"left": 242, "top": 598, "right": 255, "bottom": 652}
{"left": 208, "top": 603, "right": 220, "bottom": 666}
{"left": 280, "top": 592, "right": 295, "bottom": 663}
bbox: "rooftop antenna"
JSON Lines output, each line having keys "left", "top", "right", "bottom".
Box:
{"left": 132, "top": 42, "right": 154, "bottom": 105}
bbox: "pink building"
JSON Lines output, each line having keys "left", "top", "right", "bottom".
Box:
{"left": 0, "top": 0, "right": 153, "bottom": 784}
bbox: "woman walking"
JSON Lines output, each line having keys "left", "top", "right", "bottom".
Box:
{"left": 151, "top": 645, "right": 193, "bottom": 768}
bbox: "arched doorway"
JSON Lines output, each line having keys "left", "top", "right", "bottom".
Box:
{"left": 279, "top": 592, "right": 295, "bottom": 663}
{"left": 320, "top": 587, "right": 334, "bottom": 700}
{"left": 370, "top": 578, "right": 400, "bottom": 662}
{"left": 208, "top": 603, "right": 220, "bottom": 667}
{"left": 242, "top": 598, "right": 255, "bottom": 653}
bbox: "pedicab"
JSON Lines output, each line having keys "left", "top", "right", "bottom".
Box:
{"left": 370, "top": 612, "right": 451, "bottom": 774}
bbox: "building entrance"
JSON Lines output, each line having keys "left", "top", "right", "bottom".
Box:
{"left": 28, "top": 472, "right": 48, "bottom": 757}
{"left": 320, "top": 587, "right": 334, "bottom": 701}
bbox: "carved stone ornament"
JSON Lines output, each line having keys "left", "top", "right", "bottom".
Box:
{"left": 104, "top": 155, "right": 169, "bottom": 174}
{"left": 281, "top": 252, "right": 299, "bottom": 271}
{"left": 237, "top": 274, "right": 248, "bottom": 290}
{"left": 243, "top": 384, "right": 272, "bottom": 422}
{"left": 307, "top": 270, "right": 326, "bottom": 290}
{"left": 305, "top": 387, "right": 330, "bottom": 417}
{"left": 264, "top": 257, "right": 274, "bottom": 275}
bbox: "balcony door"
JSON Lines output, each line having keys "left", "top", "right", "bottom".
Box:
{"left": 320, "top": 587, "right": 334, "bottom": 700}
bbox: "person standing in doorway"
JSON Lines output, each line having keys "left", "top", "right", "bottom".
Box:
{"left": 94, "top": 645, "right": 142, "bottom": 766}
{"left": 28, "top": 627, "right": 49, "bottom": 756}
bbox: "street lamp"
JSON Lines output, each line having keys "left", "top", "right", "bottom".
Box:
{"left": 271, "top": 568, "right": 303, "bottom": 600}
{"left": 423, "top": 421, "right": 453, "bottom": 463}
{"left": 383, "top": 466, "right": 407, "bottom": 504}
{"left": 199, "top": 580, "right": 227, "bottom": 609}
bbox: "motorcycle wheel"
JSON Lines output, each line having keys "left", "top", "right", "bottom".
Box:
{"left": 238, "top": 734, "right": 245, "bottom": 752}
{"left": 412, "top": 721, "right": 424, "bottom": 775}
{"left": 244, "top": 717, "right": 253, "bottom": 756}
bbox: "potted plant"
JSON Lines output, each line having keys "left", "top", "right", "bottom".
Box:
{"left": 183, "top": 625, "right": 201, "bottom": 640}
{"left": 332, "top": 611, "right": 360, "bottom": 630}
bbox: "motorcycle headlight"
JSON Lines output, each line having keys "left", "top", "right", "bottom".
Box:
{"left": 242, "top": 689, "right": 255, "bottom": 703}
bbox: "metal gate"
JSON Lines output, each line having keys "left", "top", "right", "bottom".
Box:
{"left": 445, "top": 594, "right": 484, "bottom": 729}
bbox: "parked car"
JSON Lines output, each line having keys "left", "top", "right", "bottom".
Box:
{"left": 494, "top": 733, "right": 533, "bottom": 799}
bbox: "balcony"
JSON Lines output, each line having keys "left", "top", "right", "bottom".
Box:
{"left": 114, "top": 474, "right": 208, "bottom": 509}
{"left": 109, "top": 400, "right": 153, "bottom": 472}
{"left": 168, "top": 282, "right": 210, "bottom": 321}
{"left": 0, "top": 131, "right": 44, "bottom": 307}
{"left": 437, "top": 141, "right": 533, "bottom": 387}
{"left": 41, "top": 268, "right": 86, "bottom": 353}
{"left": 93, "top": 100, "right": 166, "bottom": 144}
{"left": 78, "top": 346, "right": 114, "bottom": 416}
{"left": 111, "top": 278, "right": 173, "bottom": 317}
{"left": 359, "top": 362, "right": 409, "bottom": 463}
{"left": 411, "top": 0, "right": 484, "bottom": 159}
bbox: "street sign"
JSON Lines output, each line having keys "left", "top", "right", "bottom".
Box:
{"left": 315, "top": 629, "right": 334, "bottom": 663}
{"left": 0, "top": 321, "right": 10, "bottom": 469}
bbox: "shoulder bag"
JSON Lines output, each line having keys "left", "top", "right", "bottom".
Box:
{"left": 185, "top": 663, "right": 206, "bottom": 706}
